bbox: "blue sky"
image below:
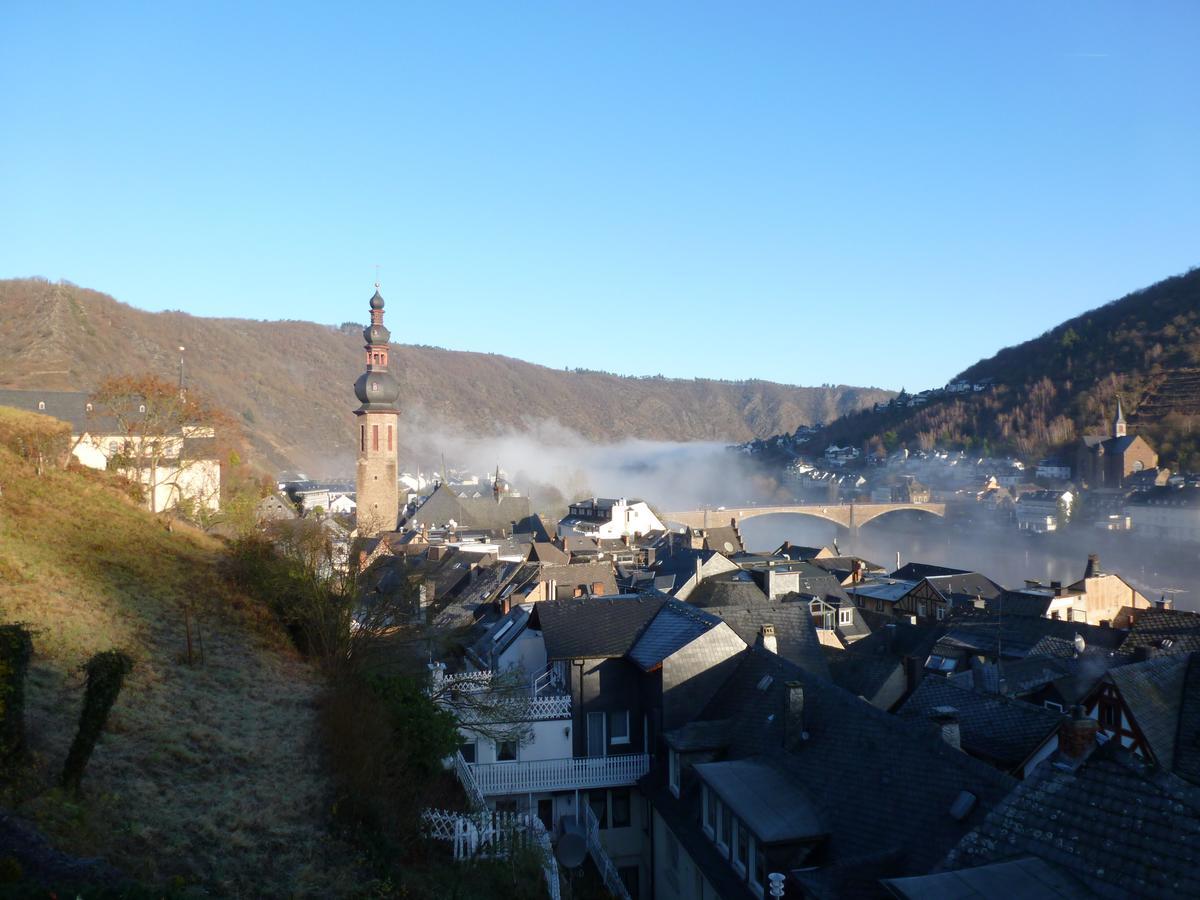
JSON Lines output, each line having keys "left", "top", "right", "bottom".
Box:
{"left": 2, "top": 2, "right": 1197, "bottom": 392}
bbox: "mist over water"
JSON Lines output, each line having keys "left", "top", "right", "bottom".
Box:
{"left": 396, "top": 413, "right": 780, "bottom": 511}
{"left": 386, "top": 419, "right": 1200, "bottom": 611}
{"left": 739, "top": 513, "right": 1200, "bottom": 612}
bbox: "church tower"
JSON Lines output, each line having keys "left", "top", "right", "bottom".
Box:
{"left": 353, "top": 286, "right": 401, "bottom": 535}
{"left": 1113, "top": 397, "right": 1127, "bottom": 438}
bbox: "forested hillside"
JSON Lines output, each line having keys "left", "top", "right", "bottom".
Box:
{"left": 0, "top": 279, "right": 892, "bottom": 476}
{"left": 806, "top": 267, "right": 1200, "bottom": 469}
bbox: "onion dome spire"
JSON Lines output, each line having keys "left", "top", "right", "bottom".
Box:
{"left": 354, "top": 284, "right": 401, "bottom": 412}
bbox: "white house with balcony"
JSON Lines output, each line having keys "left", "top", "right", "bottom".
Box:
{"left": 558, "top": 497, "right": 665, "bottom": 541}
{"left": 436, "top": 593, "right": 746, "bottom": 899}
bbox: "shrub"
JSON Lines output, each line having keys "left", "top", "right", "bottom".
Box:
{"left": 61, "top": 651, "right": 134, "bottom": 795}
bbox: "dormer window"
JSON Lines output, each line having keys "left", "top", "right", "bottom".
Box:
{"left": 138, "top": 404, "right": 146, "bottom": 413}
{"left": 838, "top": 608, "right": 853, "bottom": 627}
{"left": 37, "top": 401, "right": 45, "bottom": 410}
{"left": 85, "top": 403, "right": 93, "bottom": 412}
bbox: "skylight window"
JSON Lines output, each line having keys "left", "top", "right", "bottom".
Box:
{"left": 756, "top": 675, "right": 773, "bottom": 691}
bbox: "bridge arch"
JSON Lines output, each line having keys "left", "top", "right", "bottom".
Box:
{"left": 665, "top": 502, "right": 946, "bottom": 532}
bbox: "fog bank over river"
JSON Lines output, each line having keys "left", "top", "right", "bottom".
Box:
{"left": 738, "top": 512, "right": 1200, "bottom": 612}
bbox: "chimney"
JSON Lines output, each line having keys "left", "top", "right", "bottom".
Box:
{"left": 695, "top": 554, "right": 703, "bottom": 586}
{"left": 781, "top": 540, "right": 791, "bottom": 556}
{"left": 759, "top": 624, "right": 778, "bottom": 655}
{"left": 1051, "top": 580, "right": 1062, "bottom": 597}
{"left": 1059, "top": 705, "right": 1098, "bottom": 761}
{"left": 1155, "top": 595, "right": 1172, "bottom": 611}
{"left": 929, "top": 706, "right": 961, "bottom": 750}
{"left": 851, "top": 558, "right": 863, "bottom": 584}
{"left": 903, "top": 655, "right": 925, "bottom": 694}
{"left": 591, "top": 582, "right": 605, "bottom": 596}
{"left": 427, "top": 661, "right": 446, "bottom": 690}
{"left": 1084, "top": 554, "right": 1100, "bottom": 579}
{"left": 884, "top": 622, "right": 897, "bottom": 652}
{"left": 784, "top": 681, "right": 806, "bottom": 750}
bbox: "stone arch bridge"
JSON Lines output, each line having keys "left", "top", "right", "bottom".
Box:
{"left": 665, "top": 502, "right": 946, "bottom": 534}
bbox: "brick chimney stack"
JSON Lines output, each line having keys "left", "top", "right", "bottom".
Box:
{"left": 759, "top": 624, "right": 778, "bottom": 655}
{"left": 1059, "top": 705, "right": 1099, "bottom": 762}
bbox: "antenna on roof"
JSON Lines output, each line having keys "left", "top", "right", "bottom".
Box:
{"left": 374, "top": 263, "right": 381, "bottom": 291}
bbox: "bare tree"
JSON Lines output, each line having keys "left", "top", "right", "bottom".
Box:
{"left": 89, "top": 374, "right": 229, "bottom": 513}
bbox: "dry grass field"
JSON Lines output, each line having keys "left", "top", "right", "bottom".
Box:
{"left": 0, "top": 407, "right": 359, "bottom": 896}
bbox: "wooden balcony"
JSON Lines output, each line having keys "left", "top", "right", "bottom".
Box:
{"left": 469, "top": 753, "right": 651, "bottom": 796}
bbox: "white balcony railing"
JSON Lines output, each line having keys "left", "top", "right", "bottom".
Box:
{"left": 470, "top": 753, "right": 651, "bottom": 796}
{"left": 527, "top": 694, "right": 572, "bottom": 719}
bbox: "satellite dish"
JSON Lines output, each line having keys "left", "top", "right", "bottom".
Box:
{"left": 555, "top": 814, "right": 588, "bottom": 868}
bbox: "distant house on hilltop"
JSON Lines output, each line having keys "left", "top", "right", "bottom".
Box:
{"left": 0, "top": 388, "right": 221, "bottom": 513}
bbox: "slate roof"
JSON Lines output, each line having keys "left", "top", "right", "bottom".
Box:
{"left": 531, "top": 561, "right": 619, "bottom": 600}
{"left": 897, "top": 677, "right": 1063, "bottom": 773}
{"left": 882, "top": 856, "right": 1094, "bottom": 899}
{"left": 0, "top": 389, "right": 125, "bottom": 432}
{"left": 988, "top": 589, "right": 1054, "bottom": 618}
{"left": 808, "top": 555, "right": 887, "bottom": 583}
{"left": 692, "top": 757, "right": 824, "bottom": 843}
{"left": 663, "top": 718, "right": 734, "bottom": 752}
{"left": 942, "top": 743, "right": 1200, "bottom": 900}
{"left": 828, "top": 620, "right": 944, "bottom": 705}
{"left": 696, "top": 524, "right": 744, "bottom": 555}
{"left": 850, "top": 580, "right": 918, "bottom": 605}
{"left": 408, "top": 484, "right": 533, "bottom": 532}
{"left": 774, "top": 543, "right": 830, "bottom": 560}
{"left": 1106, "top": 652, "right": 1191, "bottom": 770}
{"left": 527, "top": 541, "right": 569, "bottom": 565}
{"left": 465, "top": 604, "right": 531, "bottom": 670}
{"left": 932, "top": 610, "right": 1126, "bottom": 661}
{"left": 710, "top": 603, "right": 831, "bottom": 679}
{"left": 533, "top": 594, "right": 666, "bottom": 660}
{"left": 687, "top": 574, "right": 770, "bottom": 608}
{"left": 628, "top": 601, "right": 723, "bottom": 672}
{"left": 1174, "top": 654, "right": 1200, "bottom": 787}
{"left": 922, "top": 572, "right": 1004, "bottom": 604}
{"left": 891, "top": 562, "right": 972, "bottom": 580}
{"left": 1119, "top": 608, "right": 1200, "bottom": 657}
{"left": 698, "top": 647, "right": 1016, "bottom": 876}
{"left": 651, "top": 547, "right": 733, "bottom": 591}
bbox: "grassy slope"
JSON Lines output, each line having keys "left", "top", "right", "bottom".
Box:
{"left": 0, "top": 407, "right": 356, "bottom": 896}
{"left": 0, "top": 278, "right": 892, "bottom": 475}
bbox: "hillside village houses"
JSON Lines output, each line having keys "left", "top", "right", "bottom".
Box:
{"left": 318, "top": 286, "right": 1200, "bottom": 897}
{"left": 0, "top": 388, "right": 221, "bottom": 513}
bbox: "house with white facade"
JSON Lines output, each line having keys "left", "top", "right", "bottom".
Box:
{"left": 1015, "top": 489, "right": 1073, "bottom": 533}
{"left": 0, "top": 389, "right": 221, "bottom": 512}
{"left": 441, "top": 593, "right": 746, "bottom": 899}
{"left": 558, "top": 498, "right": 665, "bottom": 541}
